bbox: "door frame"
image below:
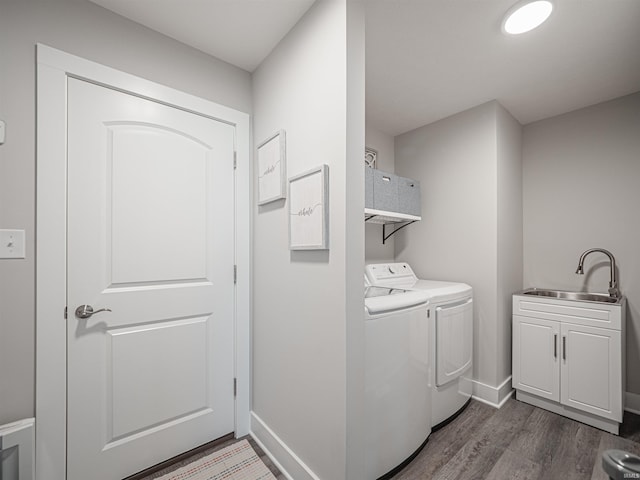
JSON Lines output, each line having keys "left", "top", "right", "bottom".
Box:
{"left": 35, "top": 44, "right": 251, "bottom": 480}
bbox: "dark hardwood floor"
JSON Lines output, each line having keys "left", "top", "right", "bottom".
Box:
{"left": 392, "top": 397, "right": 640, "bottom": 480}
{"left": 136, "top": 397, "right": 640, "bottom": 480}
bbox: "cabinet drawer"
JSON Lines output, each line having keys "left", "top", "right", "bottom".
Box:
{"left": 513, "top": 294, "right": 622, "bottom": 330}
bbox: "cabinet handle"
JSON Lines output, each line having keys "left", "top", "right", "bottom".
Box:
{"left": 554, "top": 334, "right": 557, "bottom": 358}
{"left": 562, "top": 336, "right": 566, "bottom": 360}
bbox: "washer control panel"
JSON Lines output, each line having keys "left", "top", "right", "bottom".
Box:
{"left": 365, "top": 263, "right": 417, "bottom": 286}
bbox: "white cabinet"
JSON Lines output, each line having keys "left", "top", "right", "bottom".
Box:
{"left": 512, "top": 294, "right": 625, "bottom": 434}
{"left": 513, "top": 316, "right": 560, "bottom": 402}
{"left": 560, "top": 322, "right": 622, "bottom": 420}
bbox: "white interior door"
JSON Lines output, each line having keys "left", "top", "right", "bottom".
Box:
{"left": 66, "top": 77, "right": 236, "bottom": 480}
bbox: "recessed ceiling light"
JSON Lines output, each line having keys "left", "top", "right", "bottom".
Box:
{"left": 502, "top": 0, "right": 553, "bottom": 35}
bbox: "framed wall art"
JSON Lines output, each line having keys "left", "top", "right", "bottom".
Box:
{"left": 365, "top": 147, "right": 377, "bottom": 169}
{"left": 256, "top": 130, "right": 286, "bottom": 205}
{"left": 288, "top": 165, "right": 329, "bottom": 250}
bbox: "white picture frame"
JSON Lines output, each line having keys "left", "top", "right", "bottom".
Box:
{"left": 257, "top": 130, "right": 286, "bottom": 205}
{"left": 288, "top": 165, "right": 329, "bottom": 250}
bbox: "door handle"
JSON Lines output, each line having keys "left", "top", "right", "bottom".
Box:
{"left": 562, "top": 335, "right": 566, "bottom": 360}
{"left": 75, "top": 305, "right": 112, "bottom": 319}
{"left": 554, "top": 334, "right": 557, "bottom": 358}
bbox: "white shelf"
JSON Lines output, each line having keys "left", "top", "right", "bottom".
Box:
{"left": 364, "top": 208, "right": 421, "bottom": 224}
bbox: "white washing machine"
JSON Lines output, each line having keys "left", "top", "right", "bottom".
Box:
{"left": 366, "top": 263, "right": 473, "bottom": 428}
{"left": 364, "top": 278, "right": 431, "bottom": 479}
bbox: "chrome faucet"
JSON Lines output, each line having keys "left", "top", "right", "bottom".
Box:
{"left": 575, "top": 248, "right": 620, "bottom": 298}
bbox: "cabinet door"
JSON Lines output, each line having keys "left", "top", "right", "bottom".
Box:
{"left": 561, "top": 323, "right": 622, "bottom": 421}
{"left": 513, "top": 315, "right": 560, "bottom": 402}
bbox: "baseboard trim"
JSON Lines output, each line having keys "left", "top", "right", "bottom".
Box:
{"left": 0, "top": 418, "right": 35, "bottom": 480}
{"left": 625, "top": 391, "right": 640, "bottom": 415}
{"left": 471, "top": 376, "right": 513, "bottom": 408}
{"left": 250, "top": 412, "right": 320, "bottom": 480}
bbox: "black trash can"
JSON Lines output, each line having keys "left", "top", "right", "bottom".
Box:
{"left": 602, "top": 449, "right": 640, "bottom": 479}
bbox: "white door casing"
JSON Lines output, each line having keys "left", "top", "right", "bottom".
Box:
{"left": 36, "top": 45, "right": 250, "bottom": 480}
{"left": 66, "top": 78, "right": 234, "bottom": 479}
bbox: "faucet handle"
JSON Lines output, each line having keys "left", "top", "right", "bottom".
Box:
{"left": 608, "top": 286, "right": 621, "bottom": 298}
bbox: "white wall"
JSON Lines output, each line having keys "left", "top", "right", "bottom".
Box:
{"left": 496, "top": 105, "right": 523, "bottom": 383}
{"left": 523, "top": 91, "right": 640, "bottom": 396}
{"left": 345, "top": 2, "right": 366, "bottom": 477}
{"left": 394, "top": 101, "right": 522, "bottom": 392}
{"left": 0, "top": 0, "right": 252, "bottom": 427}
{"left": 251, "top": 0, "right": 365, "bottom": 478}
{"left": 365, "top": 125, "right": 395, "bottom": 263}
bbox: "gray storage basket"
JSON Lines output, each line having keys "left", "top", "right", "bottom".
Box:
{"left": 365, "top": 166, "right": 374, "bottom": 209}
{"left": 372, "top": 170, "right": 399, "bottom": 213}
{"left": 397, "top": 176, "right": 421, "bottom": 216}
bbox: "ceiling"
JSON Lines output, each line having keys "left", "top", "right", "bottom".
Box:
{"left": 366, "top": 0, "right": 640, "bottom": 135}
{"left": 88, "top": 0, "right": 315, "bottom": 72}
{"left": 90, "top": 0, "right": 640, "bottom": 136}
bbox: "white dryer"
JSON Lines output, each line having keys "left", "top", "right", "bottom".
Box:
{"left": 366, "top": 263, "right": 473, "bottom": 428}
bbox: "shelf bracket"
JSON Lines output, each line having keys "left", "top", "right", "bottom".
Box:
{"left": 365, "top": 214, "right": 378, "bottom": 222}
{"left": 382, "top": 220, "right": 416, "bottom": 244}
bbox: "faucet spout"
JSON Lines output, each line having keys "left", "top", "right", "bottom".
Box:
{"left": 575, "top": 248, "right": 619, "bottom": 298}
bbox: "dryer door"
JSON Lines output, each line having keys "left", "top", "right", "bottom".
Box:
{"left": 436, "top": 298, "right": 473, "bottom": 387}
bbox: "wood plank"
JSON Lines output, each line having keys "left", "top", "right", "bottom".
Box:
{"left": 507, "top": 407, "right": 576, "bottom": 467}
{"left": 394, "top": 398, "right": 640, "bottom": 480}
{"left": 484, "top": 448, "right": 543, "bottom": 480}
{"left": 539, "top": 418, "right": 602, "bottom": 480}
{"left": 426, "top": 400, "right": 536, "bottom": 480}
{"left": 434, "top": 444, "right": 505, "bottom": 480}
{"left": 393, "top": 401, "right": 495, "bottom": 479}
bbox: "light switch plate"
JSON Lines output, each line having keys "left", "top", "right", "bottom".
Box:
{"left": 0, "top": 229, "right": 25, "bottom": 259}
{"left": 0, "top": 120, "right": 5, "bottom": 144}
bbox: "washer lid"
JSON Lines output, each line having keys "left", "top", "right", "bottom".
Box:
{"left": 364, "top": 286, "right": 429, "bottom": 314}
{"left": 411, "top": 279, "right": 472, "bottom": 298}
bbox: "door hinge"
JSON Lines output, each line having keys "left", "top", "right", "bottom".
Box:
{"left": 233, "top": 151, "right": 237, "bottom": 170}
{"left": 64, "top": 306, "right": 68, "bottom": 319}
{"left": 234, "top": 264, "right": 237, "bottom": 284}
{"left": 233, "top": 378, "right": 237, "bottom": 397}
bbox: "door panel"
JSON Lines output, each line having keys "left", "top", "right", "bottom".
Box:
{"left": 108, "top": 123, "right": 209, "bottom": 284}
{"left": 561, "top": 323, "right": 622, "bottom": 421}
{"left": 435, "top": 299, "right": 473, "bottom": 386}
{"left": 513, "top": 315, "right": 560, "bottom": 401}
{"left": 108, "top": 318, "right": 209, "bottom": 442}
{"left": 66, "top": 78, "right": 235, "bottom": 480}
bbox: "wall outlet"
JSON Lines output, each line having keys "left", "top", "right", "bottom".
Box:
{"left": 0, "top": 229, "right": 25, "bottom": 259}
